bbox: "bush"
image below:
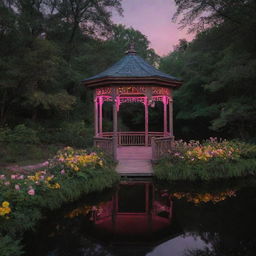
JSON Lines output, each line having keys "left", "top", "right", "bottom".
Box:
{"left": 39, "top": 121, "right": 93, "bottom": 147}
{"left": 0, "top": 236, "right": 23, "bottom": 256}
{"left": 0, "top": 125, "right": 40, "bottom": 144}
{"left": 0, "top": 147, "right": 118, "bottom": 256}
{"left": 154, "top": 138, "right": 256, "bottom": 181}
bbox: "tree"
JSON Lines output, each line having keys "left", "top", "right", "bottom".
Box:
{"left": 173, "top": 0, "right": 256, "bottom": 32}
{"left": 160, "top": 1, "right": 256, "bottom": 139}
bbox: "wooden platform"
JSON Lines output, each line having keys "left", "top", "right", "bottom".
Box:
{"left": 116, "top": 146, "right": 153, "bottom": 176}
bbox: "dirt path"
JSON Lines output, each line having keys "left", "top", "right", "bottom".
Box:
{"left": 6, "top": 161, "right": 49, "bottom": 173}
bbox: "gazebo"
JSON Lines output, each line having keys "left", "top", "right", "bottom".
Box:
{"left": 82, "top": 45, "right": 182, "bottom": 161}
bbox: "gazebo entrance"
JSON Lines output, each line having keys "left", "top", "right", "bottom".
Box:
{"left": 93, "top": 86, "right": 173, "bottom": 147}
{"left": 82, "top": 45, "right": 182, "bottom": 163}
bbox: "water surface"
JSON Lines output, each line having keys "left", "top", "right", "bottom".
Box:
{"left": 24, "top": 179, "right": 256, "bottom": 256}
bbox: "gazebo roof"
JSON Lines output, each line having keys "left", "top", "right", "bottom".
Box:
{"left": 82, "top": 48, "right": 182, "bottom": 88}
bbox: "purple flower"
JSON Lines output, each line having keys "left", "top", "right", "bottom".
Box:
{"left": 60, "top": 169, "right": 65, "bottom": 175}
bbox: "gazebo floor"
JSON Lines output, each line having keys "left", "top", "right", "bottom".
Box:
{"left": 116, "top": 146, "right": 153, "bottom": 176}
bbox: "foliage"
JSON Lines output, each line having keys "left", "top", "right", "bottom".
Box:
{"left": 0, "top": 124, "right": 39, "bottom": 144}
{"left": 0, "top": 146, "right": 118, "bottom": 256}
{"left": 160, "top": 0, "right": 256, "bottom": 140}
{"left": 0, "top": 235, "right": 23, "bottom": 256}
{"left": 0, "top": 0, "right": 161, "bottom": 152}
{"left": 38, "top": 121, "right": 93, "bottom": 147}
{"left": 154, "top": 138, "right": 256, "bottom": 181}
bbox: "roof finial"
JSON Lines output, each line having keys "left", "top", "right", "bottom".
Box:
{"left": 126, "top": 42, "right": 137, "bottom": 55}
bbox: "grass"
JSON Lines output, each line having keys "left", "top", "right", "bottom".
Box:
{"left": 155, "top": 158, "right": 256, "bottom": 182}
{"left": 0, "top": 142, "right": 61, "bottom": 168}
{"left": 154, "top": 139, "right": 256, "bottom": 182}
{"left": 0, "top": 147, "right": 119, "bottom": 256}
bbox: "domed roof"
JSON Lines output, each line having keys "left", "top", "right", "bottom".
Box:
{"left": 82, "top": 47, "right": 182, "bottom": 88}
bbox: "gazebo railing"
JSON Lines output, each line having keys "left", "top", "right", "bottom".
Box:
{"left": 101, "top": 132, "right": 165, "bottom": 146}
{"left": 151, "top": 136, "right": 174, "bottom": 161}
{"left": 93, "top": 137, "right": 115, "bottom": 157}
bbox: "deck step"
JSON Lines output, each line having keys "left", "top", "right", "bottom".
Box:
{"left": 116, "top": 146, "right": 153, "bottom": 176}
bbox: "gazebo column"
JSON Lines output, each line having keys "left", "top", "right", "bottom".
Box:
{"left": 112, "top": 93, "right": 118, "bottom": 161}
{"left": 94, "top": 91, "right": 98, "bottom": 136}
{"left": 169, "top": 99, "right": 173, "bottom": 136}
{"left": 163, "top": 96, "right": 168, "bottom": 136}
{"left": 145, "top": 97, "right": 149, "bottom": 147}
{"left": 99, "top": 96, "right": 103, "bottom": 136}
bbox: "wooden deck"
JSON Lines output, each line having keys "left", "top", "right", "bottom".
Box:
{"left": 116, "top": 146, "right": 153, "bottom": 176}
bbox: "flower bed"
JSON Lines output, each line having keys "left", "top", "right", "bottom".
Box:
{"left": 154, "top": 138, "right": 256, "bottom": 181}
{"left": 0, "top": 147, "right": 119, "bottom": 256}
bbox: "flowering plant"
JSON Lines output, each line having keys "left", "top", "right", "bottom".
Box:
{"left": 171, "top": 190, "right": 236, "bottom": 204}
{"left": 155, "top": 138, "right": 256, "bottom": 181}
{"left": 170, "top": 138, "right": 241, "bottom": 163}
{"left": 51, "top": 146, "right": 104, "bottom": 172}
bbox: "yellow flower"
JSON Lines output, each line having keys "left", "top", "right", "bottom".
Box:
{"left": 73, "top": 166, "right": 79, "bottom": 171}
{"left": 4, "top": 207, "right": 11, "bottom": 214}
{"left": 46, "top": 176, "right": 53, "bottom": 182}
{"left": 2, "top": 201, "right": 9, "bottom": 208}
{"left": 48, "top": 183, "right": 61, "bottom": 189}
{"left": 0, "top": 202, "right": 11, "bottom": 217}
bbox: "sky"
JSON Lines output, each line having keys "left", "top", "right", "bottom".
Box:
{"left": 112, "top": 0, "right": 194, "bottom": 56}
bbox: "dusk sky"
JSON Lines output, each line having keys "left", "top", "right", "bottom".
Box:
{"left": 112, "top": 0, "right": 194, "bottom": 56}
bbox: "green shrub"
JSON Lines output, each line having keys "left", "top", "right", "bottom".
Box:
{"left": 0, "top": 236, "right": 23, "bottom": 256}
{"left": 0, "top": 125, "right": 40, "bottom": 144}
{"left": 39, "top": 121, "right": 93, "bottom": 147}
{"left": 9, "top": 124, "right": 40, "bottom": 144}
{"left": 0, "top": 147, "right": 118, "bottom": 256}
{"left": 0, "top": 127, "right": 11, "bottom": 143}
{"left": 154, "top": 138, "right": 256, "bottom": 181}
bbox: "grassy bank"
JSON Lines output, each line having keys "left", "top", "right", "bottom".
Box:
{"left": 0, "top": 147, "right": 119, "bottom": 256}
{"left": 154, "top": 138, "right": 256, "bottom": 182}
{"left": 0, "top": 124, "right": 93, "bottom": 168}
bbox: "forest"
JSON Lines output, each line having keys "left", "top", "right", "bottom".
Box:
{"left": 0, "top": 0, "right": 256, "bottom": 164}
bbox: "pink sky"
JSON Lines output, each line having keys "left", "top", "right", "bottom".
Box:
{"left": 112, "top": 0, "right": 194, "bottom": 56}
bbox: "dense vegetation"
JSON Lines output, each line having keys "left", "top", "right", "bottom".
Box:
{"left": 160, "top": 0, "right": 256, "bottom": 141}
{"left": 1, "top": 0, "right": 256, "bottom": 166}
{"left": 0, "top": 147, "right": 118, "bottom": 255}
{"left": 155, "top": 138, "right": 256, "bottom": 181}
{"left": 0, "top": 0, "right": 159, "bottom": 165}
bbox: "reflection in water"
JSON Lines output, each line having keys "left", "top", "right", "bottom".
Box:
{"left": 67, "top": 181, "right": 174, "bottom": 243}
{"left": 23, "top": 179, "right": 256, "bottom": 256}
{"left": 171, "top": 190, "right": 236, "bottom": 204}
{"left": 147, "top": 233, "right": 212, "bottom": 256}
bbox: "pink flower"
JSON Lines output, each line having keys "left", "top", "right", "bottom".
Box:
{"left": 60, "top": 170, "right": 65, "bottom": 175}
{"left": 28, "top": 189, "right": 35, "bottom": 196}
{"left": 4, "top": 181, "right": 10, "bottom": 186}
{"left": 18, "top": 175, "right": 24, "bottom": 180}
{"left": 11, "top": 175, "right": 18, "bottom": 179}
{"left": 15, "top": 184, "right": 20, "bottom": 190}
{"left": 0, "top": 175, "right": 5, "bottom": 180}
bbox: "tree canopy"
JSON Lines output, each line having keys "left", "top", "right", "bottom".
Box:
{"left": 160, "top": 0, "right": 256, "bottom": 140}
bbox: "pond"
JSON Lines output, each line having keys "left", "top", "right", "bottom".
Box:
{"left": 23, "top": 178, "right": 256, "bottom": 256}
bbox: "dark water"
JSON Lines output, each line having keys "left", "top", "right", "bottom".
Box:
{"left": 24, "top": 179, "right": 256, "bottom": 256}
